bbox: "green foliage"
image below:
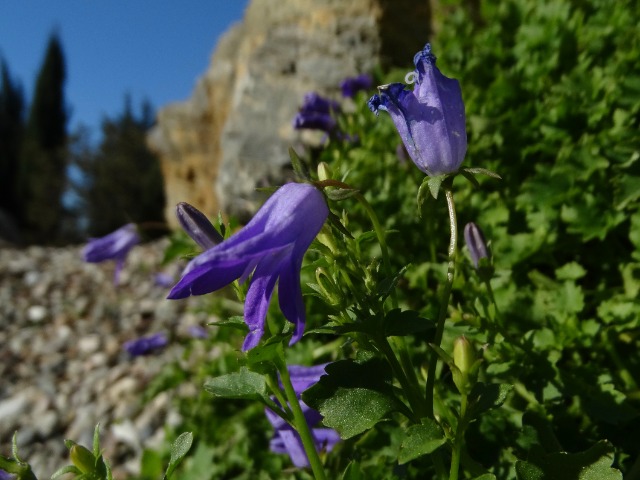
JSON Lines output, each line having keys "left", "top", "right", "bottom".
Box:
{"left": 18, "top": 32, "right": 68, "bottom": 243}
{"left": 73, "top": 97, "right": 166, "bottom": 237}
{"left": 0, "top": 59, "right": 25, "bottom": 225}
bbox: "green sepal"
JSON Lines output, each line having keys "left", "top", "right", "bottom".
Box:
{"left": 398, "top": 418, "right": 447, "bottom": 464}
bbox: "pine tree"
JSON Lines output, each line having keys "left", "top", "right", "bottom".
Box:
{"left": 73, "top": 96, "right": 166, "bottom": 237}
{"left": 19, "top": 32, "right": 68, "bottom": 243}
{"left": 0, "top": 59, "right": 25, "bottom": 230}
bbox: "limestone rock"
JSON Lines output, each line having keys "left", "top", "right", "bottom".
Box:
{"left": 149, "top": 0, "right": 431, "bottom": 225}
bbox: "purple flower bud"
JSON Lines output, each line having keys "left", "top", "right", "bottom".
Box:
{"left": 265, "top": 364, "right": 340, "bottom": 468}
{"left": 176, "top": 202, "right": 223, "bottom": 250}
{"left": 82, "top": 224, "right": 140, "bottom": 285}
{"left": 168, "top": 183, "right": 329, "bottom": 351}
{"left": 464, "top": 222, "right": 489, "bottom": 268}
{"left": 340, "top": 74, "right": 373, "bottom": 98}
{"left": 123, "top": 332, "right": 168, "bottom": 357}
{"left": 368, "top": 43, "right": 467, "bottom": 176}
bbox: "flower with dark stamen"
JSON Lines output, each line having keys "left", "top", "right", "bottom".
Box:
{"left": 368, "top": 43, "right": 467, "bottom": 176}
{"left": 168, "top": 183, "right": 328, "bottom": 350}
{"left": 176, "top": 202, "right": 223, "bottom": 250}
{"left": 82, "top": 224, "right": 140, "bottom": 285}
{"left": 266, "top": 364, "right": 340, "bottom": 468}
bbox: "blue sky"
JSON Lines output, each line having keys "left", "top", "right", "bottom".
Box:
{"left": 0, "top": 1, "right": 249, "bottom": 136}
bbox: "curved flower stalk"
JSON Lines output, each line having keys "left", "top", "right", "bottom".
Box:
{"left": 168, "top": 183, "right": 329, "bottom": 350}
{"left": 82, "top": 223, "right": 140, "bottom": 285}
{"left": 266, "top": 364, "right": 340, "bottom": 468}
{"left": 368, "top": 43, "right": 467, "bottom": 176}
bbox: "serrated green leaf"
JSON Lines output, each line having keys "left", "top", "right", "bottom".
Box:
{"left": 398, "top": 419, "right": 447, "bottom": 464}
{"left": 467, "top": 383, "right": 513, "bottom": 418}
{"left": 203, "top": 369, "right": 268, "bottom": 401}
{"left": 383, "top": 308, "right": 435, "bottom": 337}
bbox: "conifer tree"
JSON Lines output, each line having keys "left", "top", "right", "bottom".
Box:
{"left": 20, "top": 32, "right": 68, "bottom": 243}
{"left": 74, "top": 96, "right": 166, "bottom": 237}
{"left": 0, "top": 59, "right": 25, "bottom": 229}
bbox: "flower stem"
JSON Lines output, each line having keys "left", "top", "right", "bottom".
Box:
{"left": 449, "top": 393, "right": 468, "bottom": 480}
{"left": 279, "top": 365, "right": 327, "bottom": 480}
{"left": 355, "top": 192, "right": 425, "bottom": 416}
{"left": 425, "top": 189, "right": 458, "bottom": 418}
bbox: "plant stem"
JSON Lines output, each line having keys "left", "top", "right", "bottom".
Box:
{"left": 355, "top": 192, "right": 425, "bottom": 416}
{"left": 425, "top": 189, "right": 458, "bottom": 418}
{"left": 279, "top": 365, "right": 327, "bottom": 480}
{"left": 449, "top": 393, "right": 468, "bottom": 480}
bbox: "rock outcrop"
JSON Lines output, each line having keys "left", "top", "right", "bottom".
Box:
{"left": 149, "top": 0, "right": 431, "bottom": 225}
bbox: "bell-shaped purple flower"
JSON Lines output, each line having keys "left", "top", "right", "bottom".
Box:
{"left": 266, "top": 364, "right": 340, "bottom": 468}
{"left": 464, "top": 222, "right": 489, "bottom": 268}
{"left": 176, "top": 201, "right": 223, "bottom": 250}
{"left": 368, "top": 43, "right": 467, "bottom": 176}
{"left": 293, "top": 92, "right": 341, "bottom": 133}
{"left": 123, "top": 332, "right": 168, "bottom": 357}
{"left": 82, "top": 223, "right": 140, "bottom": 285}
{"left": 167, "top": 183, "right": 328, "bottom": 350}
{"left": 340, "top": 74, "right": 373, "bottom": 98}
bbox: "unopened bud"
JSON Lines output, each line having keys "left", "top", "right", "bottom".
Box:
{"left": 176, "top": 202, "right": 223, "bottom": 250}
{"left": 70, "top": 444, "right": 96, "bottom": 474}
{"left": 317, "top": 162, "right": 332, "bottom": 181}
{"left": 452, "top": 336, "right": 479, "bottom": 395}
{"left": 464, "top": 222, "right": 490, "bottom": 269}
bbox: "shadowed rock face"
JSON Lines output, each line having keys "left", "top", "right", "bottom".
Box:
{"left": 149, "top": 0, "right": 431, "bottom": 226}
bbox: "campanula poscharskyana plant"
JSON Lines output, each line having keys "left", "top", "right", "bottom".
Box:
{"left": 464, "top": 222, "right": 489, "bottom": 268}
{"left": 168, "top": 183, "right": 329, "bottom": 350}
{"left": 368, "top": 43, "right": 467, "bottom": 176}
{"left": 293, "top": 92, "right": 340, "bottom": 133}
{"left": 82, "top": 223, "right": 140, "bottom": 285}
{"left": 265, "top": 364, "right": 340, "bottom": 468}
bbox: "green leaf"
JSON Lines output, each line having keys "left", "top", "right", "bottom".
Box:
{"left": 302, "top": 359, "right": 398, "bottom": 438}
{"left": 164, "top": 432, "right": 193, "bottom": 479}
{"left": 427, "top": 175, "right": 446, "bottom": 200}
{"left": 516, "top": 441, "right": 622, "bottom": 480}
{"left": 463, "top": 167, "right": 502, "bottom": 179}
{"left": 341, "top": 461, "right": 365, "bottom": 480}
{"left": 398, "top": 418, "right": 447, "bottom": 464}
{"left": 288, "top": 147, "right": 310, "bottom": 181}
{"left": 467, "top": 383, "right": 513, "bottom": 418}
{"left": 203, "top": 368, "right": 268, "bottom": 401}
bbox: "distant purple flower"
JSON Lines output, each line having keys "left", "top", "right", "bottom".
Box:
{"left": 266, "top": 364, "right": 340, "bottom": 468}
{"left": 154, "top": 272, "right": 174, "bottom": 288}
{"left": 82, "top": 224, "right": 140, "bottom": 285}
{"left": 0, "top": 469, "right": 15, "bottom": 480}
{"left": 293, "top": 92, "right": 341, "bottom": 133}
{"left": 368, "top": 43, "right": 467, "bottom": 176}
{"left": 188, "top": 325, "right": 209, "bottom": 339}
{"left": 123, "top": 332, "right": 168, "bottom": 357}
{"left": 168, "top": 183, "right": 329, "bottom": 351}
{"left": 176, "top": 202, "right": 223, "bottom": 250}
{"left": 464, "top": 222, "right": 489, "bottom": 268}
{"left": 340, "top": 74, "right": 373, "bottom": 98}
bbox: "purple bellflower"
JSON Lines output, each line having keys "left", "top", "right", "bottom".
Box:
{"left": 340, "top": 73, "right": 373, "bottom": 98}
{"left": 293, "top": 92, "right": 341, "bottom": 133}
{"left": 123, "top": 332, "right": 168, "bottom": 357}
{"left": 368, "top": 43, "right": 467, "bottom": 176}
{"left": 176, "top": 201, "right": 223, "bottom": 250}
{"left": 167, "top": 183, "right": 329, "bottom": 350}
{"left": 265, "top": 364, "right": 340, "bottom": 468}
{"left": 464, "top": 222, "right": 490, "bottom": 268}
{"left": 82, "top": 223, "right": 140, "bottom": 285}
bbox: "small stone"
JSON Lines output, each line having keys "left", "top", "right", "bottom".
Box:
{"left": 27, "top": 305, "right": 47, "bottom": 322}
